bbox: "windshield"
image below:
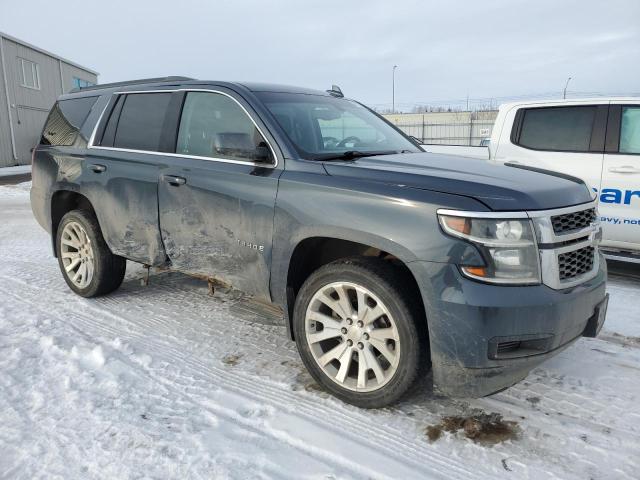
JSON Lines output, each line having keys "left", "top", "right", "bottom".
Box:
{"left": 256, "top": 92, "right": 420, "bottom": 159}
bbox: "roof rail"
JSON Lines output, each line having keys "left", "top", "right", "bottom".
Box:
{"left": 69, "top": 76, "right": 195, "bottom": 93}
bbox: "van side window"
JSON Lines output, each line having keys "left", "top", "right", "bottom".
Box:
{"left": 176, "top": 92, "right": 269, "bottom": 162}
{"left": 113, "top": 93, "right": 172, "bottom": 151}
{"left": 620, "top": 107, "right": 640, "bottom": 154}
{"left": 515, "top": 106, "right": 596, "bottom": 152}
{"left": 40, "top": 96, "right": 98, "bottom": 146}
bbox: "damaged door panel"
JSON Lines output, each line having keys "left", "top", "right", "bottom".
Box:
{"left": 157, "top": 89, "right": 282, "bottom": 301}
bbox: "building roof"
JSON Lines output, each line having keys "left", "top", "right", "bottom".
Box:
{"left": 0, "top": 31, "right": 98, "bottom": 76}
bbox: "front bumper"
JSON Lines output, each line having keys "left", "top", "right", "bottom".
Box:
{"left": 410, "top": 253, "right": 608, "bottom": 397}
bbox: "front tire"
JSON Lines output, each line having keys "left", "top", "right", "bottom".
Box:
{"left": 293, "top": 257, "right": 426, "bottom": 408}
{"left": 56, "top": 209, "right": 126, "bottom": 297}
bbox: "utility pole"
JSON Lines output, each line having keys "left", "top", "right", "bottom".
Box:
{"left": 392, "top": 65, "right": 398, "bottom": 114}
{"left": 563, "top": 76, "right": 572, "bottom": 99}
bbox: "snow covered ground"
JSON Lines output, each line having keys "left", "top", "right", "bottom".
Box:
{"left": 1, "top": 181, "right": 639, "bottom": 479}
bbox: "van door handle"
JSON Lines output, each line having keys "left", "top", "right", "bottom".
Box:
{"left": 608, "top": 165, "right": 640, "bottom": 174}
{"left": 90, "top": 164, "right": 106, "bottom": 173}
{"left": 163, "top": 175, "right": 187, "bottom": 186}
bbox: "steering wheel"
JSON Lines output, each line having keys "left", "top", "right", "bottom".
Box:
{"left": 336, "top": 136, "right": 362, "bottom": 148}
{"left": 323, "top": 136, "right": 339, "bottom": 148}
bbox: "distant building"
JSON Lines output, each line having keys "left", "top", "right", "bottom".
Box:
{"left": 0, "top": 32, "right": 98, "bottom": 167}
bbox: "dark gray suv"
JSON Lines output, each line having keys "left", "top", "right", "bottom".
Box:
{"left": 31, "top": 77, "right": 608, "bottom": 408}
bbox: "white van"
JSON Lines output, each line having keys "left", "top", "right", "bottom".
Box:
{"left": 424, "top": 99, "right": 640, "bottom": 262}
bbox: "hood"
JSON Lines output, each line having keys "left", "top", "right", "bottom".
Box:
{"left": 323, "top": 152, "right": 593, "bottom": 211}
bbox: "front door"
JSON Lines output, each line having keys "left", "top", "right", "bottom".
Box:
{"left": 600, "top": 103, "right": 640, "bottom": 250}
{"left": 158, "top": 90, "right": 282, "bottom": 301}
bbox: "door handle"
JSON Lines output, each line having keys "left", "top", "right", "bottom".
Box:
{"left": 608, "top": 165, "right": 640, "bottom": 174}
{"left": 163, "top": 175, "right": 187, "bottom": 186}
{"left": 90, "top": 164, "right": 106, "bottom": 173}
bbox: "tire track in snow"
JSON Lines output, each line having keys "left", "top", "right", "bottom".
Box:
{"left": 3, "top": 259, "right": 640, "bottom": 479}
{"left": 0, "top": 273, "right": 488, "bottom": 480}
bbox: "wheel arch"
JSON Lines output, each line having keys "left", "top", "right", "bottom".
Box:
{"left": 282, "top": 235, "right": 427, "bottom": 342}
{"left": 50, "top": 189, "right": 97, "bottom": 257}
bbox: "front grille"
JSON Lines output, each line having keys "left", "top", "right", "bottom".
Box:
{"left": 558, "top": 246, "right": 595, "bottom": 280}
{"left": 551, "top": 208, "right": 597, "bottom": 235}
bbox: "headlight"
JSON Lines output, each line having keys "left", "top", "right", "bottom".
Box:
{"left": 438, "top": 213, "right": 540, "bottom": 285}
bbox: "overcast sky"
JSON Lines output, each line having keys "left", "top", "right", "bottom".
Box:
{"left": 1, "top": 0, "right": 639, "bottom": 110}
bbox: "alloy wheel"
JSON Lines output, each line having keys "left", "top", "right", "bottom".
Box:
{"left": 305, "top": 281, "right": 401, "bottom": 392}
{"left": 60, "top": 221, "right": 95, "bottom": 289}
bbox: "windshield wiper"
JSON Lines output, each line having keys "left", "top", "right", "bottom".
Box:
{"left": 316, "top": 150, "right": 399, "bottom": 161}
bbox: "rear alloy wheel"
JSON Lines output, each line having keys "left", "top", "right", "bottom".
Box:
{"left": 293, "top": 258, "right": 425, "bottom": 408}
{"left": 56, "top": 209, "right": 126, "bottom": 297}
{"left": 60, "top": 221, "right": 95, "bottom": 289}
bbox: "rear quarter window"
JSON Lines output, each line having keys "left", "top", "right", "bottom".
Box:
{"left": 514, "top": 106, "right": 596, "bottom": 152}
{"left": 40, "top": 96, "right": 99, "bottom": 146}
{"left": 112, "top": 93, "right": 172, "bottom": 151}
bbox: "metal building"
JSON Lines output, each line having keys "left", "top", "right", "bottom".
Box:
{"left": 0, "top": 32, "right": 98, "bottom": 167}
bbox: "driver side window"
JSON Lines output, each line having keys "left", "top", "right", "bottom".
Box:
{"left": 317, "top": 111, "right": 380, "bottom": 149}
{"left": 177, "top": 92, "right": 271, "bottom": 162}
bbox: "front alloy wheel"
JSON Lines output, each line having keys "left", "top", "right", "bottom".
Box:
{"left": 305, "top": 282, "right": 400, "bottom": 392}
{"left": 293, "top": 258, "right": 425, "bottom": 408}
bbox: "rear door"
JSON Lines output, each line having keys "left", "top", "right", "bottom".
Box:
{"left": 494, "top": 104, "right": 607, "bottom": 197}
{"left": 86, "top": 92, "right": 171, "bottom": 265}
{"left": 600, "top": 103, "right": 640, "bottom": 251}
{"left": 157, "top": 89, "right": 282, "bottom": 301}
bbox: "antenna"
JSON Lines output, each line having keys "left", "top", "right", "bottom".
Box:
{"left": 327, "top": 85, "right": 344, "bottom": 97}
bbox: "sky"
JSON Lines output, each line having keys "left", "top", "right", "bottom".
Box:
{"left": 1, "top": 0, "right": 639, "bottom": 110}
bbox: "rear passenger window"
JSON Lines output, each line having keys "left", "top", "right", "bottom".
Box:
{"left": 41, "top": 96, "right": 98, "bottom": 146}
{"left": 176, "top": 92, "right": 270, "bottom": 162}
{"left": 112, "top": 93, "right": 172, "bottom": 151}
{"left": 620, "top": 107, "right": 640, "bottom": 154}
{"left": 515, "top": 106, "right": 596, "bottom": 152}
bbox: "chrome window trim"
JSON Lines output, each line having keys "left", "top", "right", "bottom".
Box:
{"left": 87, "top": 88, "right": 279, "bottom": 169}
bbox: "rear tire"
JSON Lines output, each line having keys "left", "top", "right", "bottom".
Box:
{"left": 55, "top": 209, "right": 126, "bottom": 297}
{"left": 293, "top": 257, "right": 427, "bottom": 408}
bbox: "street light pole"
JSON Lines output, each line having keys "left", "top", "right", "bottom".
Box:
{"left": 563, "top": 76, "right": 572, "bottom": 99}
{"left": 392, "top": 65, "right": 398, "bottom": 113}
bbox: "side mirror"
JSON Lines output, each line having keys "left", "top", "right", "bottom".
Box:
{"left": 254, "top": 143, "right": 273, "bottom": 163}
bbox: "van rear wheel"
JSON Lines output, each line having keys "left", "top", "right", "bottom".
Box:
{"left": 56, "top": 209, "right": 126, "bottom": 297}
{"left": 293, "top": 257, "right": 425, "bottom": 408}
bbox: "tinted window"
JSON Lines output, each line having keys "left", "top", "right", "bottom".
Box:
{"left": 113, "top": 93, "right": 172, "bottom": 151}
{"left": 100, "top": 95, "right": 125, "bottom": 147}
{"left": 620, "top": 107, "right": 640, "bottom": 154}
{"left": 517, "top": 106, "right": 596, "bottom": 152}
{"left": 40, "top": 96, "right": 98, "bottom": 146}
{"left": 177, "top": 92, "right": 270, "bottom": 162}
